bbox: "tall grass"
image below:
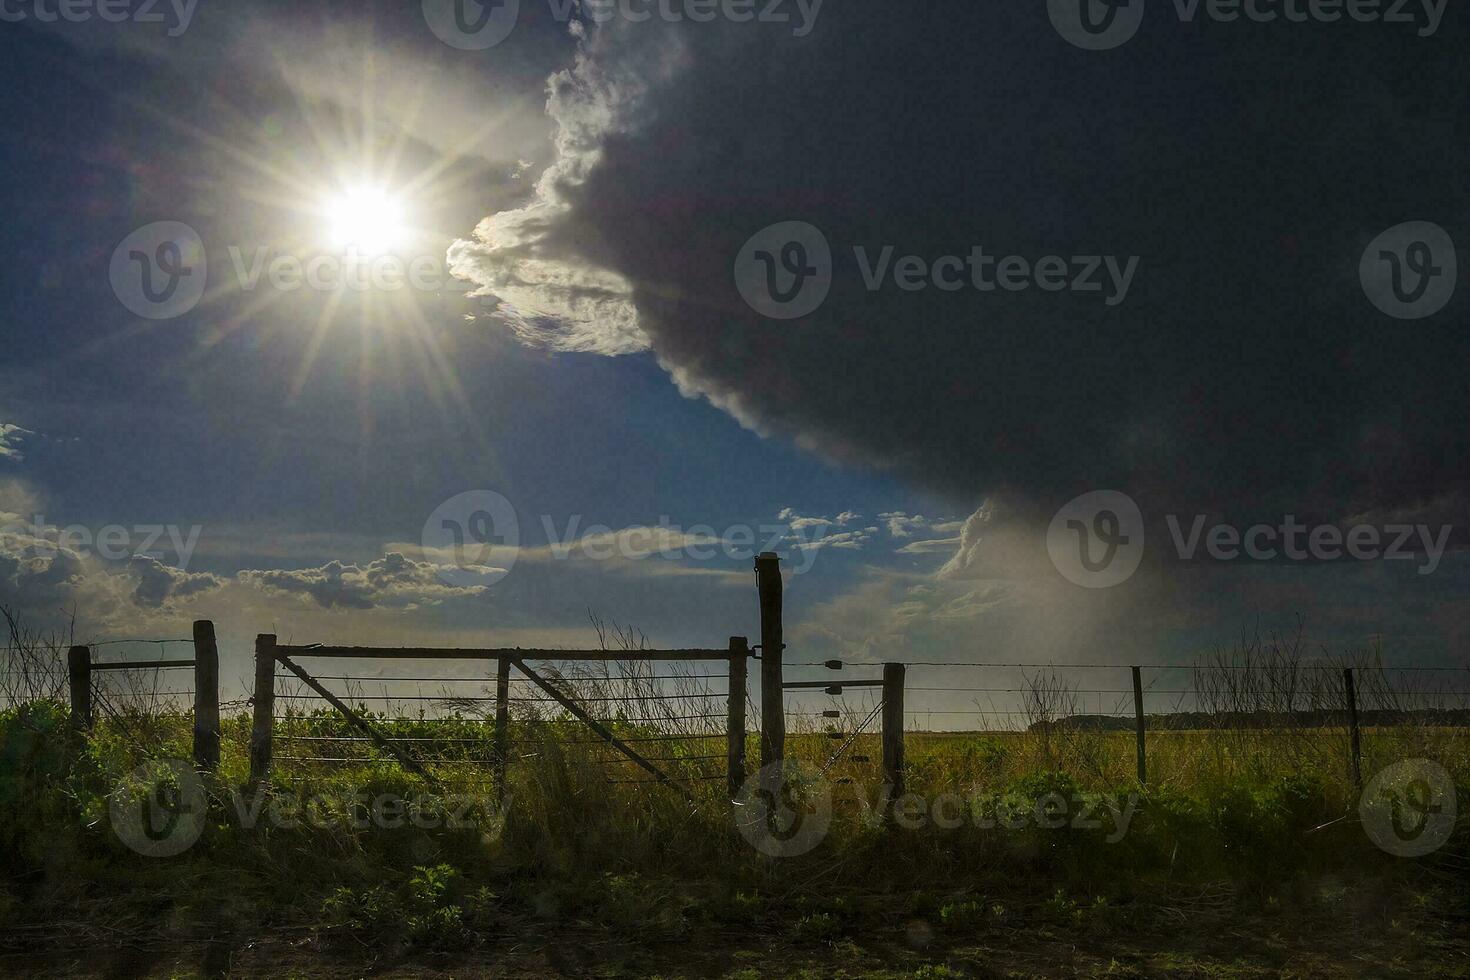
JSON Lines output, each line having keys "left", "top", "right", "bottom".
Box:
{"left": 1, "top": 609, "right": 1464, "bottom": 950}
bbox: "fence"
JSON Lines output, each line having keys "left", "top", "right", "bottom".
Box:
{"left": 65, "top": 620, "right": 220, "bottom": 771}
{"left": 47, "top": 553, "right": 1469, "bottom": 799}
{"left": 244, "top": 553, "right": 910, "bottom": 800}
{"left": 782, "top": 655, "right": 1469, "bottom": 793}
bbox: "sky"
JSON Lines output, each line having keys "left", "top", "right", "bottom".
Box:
{"left": 0, "top": 2, "right": 1466, "bottom": 719}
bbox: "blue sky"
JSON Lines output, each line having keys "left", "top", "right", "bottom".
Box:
{"left": 1, "top": 3, "right": 1466, "bottom": 713}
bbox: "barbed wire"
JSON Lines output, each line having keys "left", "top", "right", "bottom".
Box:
{"left": 788, "top": 660, "right": 1470, "bottom": 671}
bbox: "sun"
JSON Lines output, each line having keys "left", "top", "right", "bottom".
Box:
{"left": 323, "top": 184, "right": 408, "bottom": 256}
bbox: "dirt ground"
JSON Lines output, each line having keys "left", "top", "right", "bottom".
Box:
{"left": 4, "top": 903, "right": 1468, "bottom": 979}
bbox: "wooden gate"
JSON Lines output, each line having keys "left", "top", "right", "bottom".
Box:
{"left": 249, "top": 636, "right": 751, "bottom": 798}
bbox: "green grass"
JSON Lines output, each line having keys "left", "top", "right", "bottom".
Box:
{"left": 1, "top": 658, "right": 1467, "bottom": 977}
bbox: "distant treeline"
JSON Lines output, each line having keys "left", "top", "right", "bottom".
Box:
{"left": 1030, "top": 709, "right": 1470, "bottom": 732}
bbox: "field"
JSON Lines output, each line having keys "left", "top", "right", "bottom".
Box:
{"left": 1, "top": 625, "right": 1468, "bottom": 977}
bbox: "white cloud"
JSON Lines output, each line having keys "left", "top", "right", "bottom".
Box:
{"left": 127, "top": 556, "right": 225, "bottom": 609}
{"left": 775, "top": 509, "right": 877, "bottom": 553}
{"left": 0, "top": 511, "right": 229, "bottom": 622}
{"left": 0, "top": 425, "right": 32, "bottom": 462}
{"left": 0, "top": 479, "right": 40, "bottom": 522}
{"left": 445, "top": 23, "right": 679, "bottom": 355}
{"left": 879, "top": 512, "right": 935, "bottom": 539}
{"left": 895, "top": 536, "right": 962, "bottom": 555}
{"left": 238, "top": 553, "right": 492, "bottom": 610}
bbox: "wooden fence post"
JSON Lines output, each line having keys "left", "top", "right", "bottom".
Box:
{"left": 755, "top": 552, "right": 784, "bottom": 769}
{"left": 882, "top": 662, "right": 906, "bottom": 799}
{"left": 493, "top": 656, "right": 511, "bottom": 799}
{"left": 727, "top": 637, "right": 749, "bottom": 797}
{"left": 1131, "top": 666, "right": 1147, "bottom": 785}
{"left": 1344, "top": 667, "right": 1362, "bottom": 791}
{"left": 67, "top": 645, "right": 91, "bottom": 734}
{"left": 192, "top": 620, "right": 220, "bottom": 772}
{"left": 249, "top": 634, "right": 276, "bottom": 786}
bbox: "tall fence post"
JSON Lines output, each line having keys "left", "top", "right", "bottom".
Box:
{"left": 1131, "top": 666, "right": 1147, "bottom": 785}
{"left": 882, "top": 662, "right": 906, "bottom": 800}
{"left": 192, "top": 620, "right": 220, "bottom": 772}
{"left": 67, "top": 645, "right": 91, "bottom": 734}
{"left": 249, "top": 634, "right": 276, "bottom": 786}
{"left": 493, "top": 656, "right": 511, "bottom": 800}
{"left": 727, "top": 636, "right": 749, "bottom": 798}
{"left": 755, "top": 552, "right": 784, "bottom": 769}
{"left": 1344, "top": 667, "right": 1362, "bottom": 791}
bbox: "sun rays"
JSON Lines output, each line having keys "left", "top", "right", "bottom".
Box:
{"left": 96, "top": 43, "right": 503, "bottom": 462}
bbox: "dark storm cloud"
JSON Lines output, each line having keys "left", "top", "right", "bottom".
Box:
{"left": 453, "top": 8, "right": 1469, "bottom": 525}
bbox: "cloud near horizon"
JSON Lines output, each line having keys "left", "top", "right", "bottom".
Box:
{"left": 236, "top": 553, "right": 494, "bottom": 610}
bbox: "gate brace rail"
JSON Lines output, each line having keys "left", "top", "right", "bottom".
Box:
{"left": 275, "top": 653, "right": 435, "bottom": 783}
{"left": 511, "top": 658, "right": 694, "bottom": 803}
